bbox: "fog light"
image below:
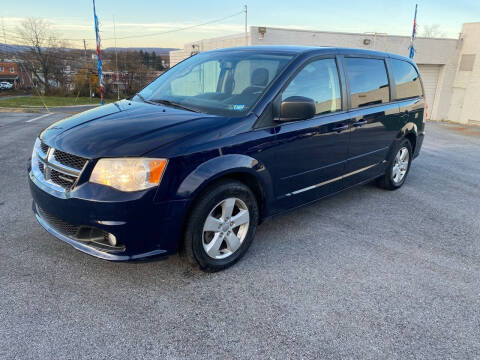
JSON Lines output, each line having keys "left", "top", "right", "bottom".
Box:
{"left": 107, "top": 233, "right": 117, "bottom": 246}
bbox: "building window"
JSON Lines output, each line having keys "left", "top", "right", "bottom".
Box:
{"left": 459, "top": 54, "right": 475, "bottom": 72}
{"left": 390, "top": 59, "right": 423, "bottom": 100}
{"left": 344, "top": 57, "right": 390, "bottom": 108}
{"left": 0, "top": 66, "right": 4, "bottom": 72}
{"left": 282, "top": 58, "right": 342, "bottom": 115}
{"left": 10, "top": 67, "right": 15, "bottom": 73}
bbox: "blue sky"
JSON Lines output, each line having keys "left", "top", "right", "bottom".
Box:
{"left": 2, "top": 0, "right": 479, "bottom": 48}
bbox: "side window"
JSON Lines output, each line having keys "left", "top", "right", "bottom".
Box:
{"left": 344, "top": 58, "right": 389, "bottom": 108}
{"left": 282, "top": 58, "right": 341, "bottom": 115}
{"left": 170, "top": 60, "right": 221, "bottom": 96}
{"left": 390, "top": 59, "right": 423, "bottom": 100}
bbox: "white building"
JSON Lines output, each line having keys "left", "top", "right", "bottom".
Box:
{"left": 170, "top": 23, "right": 480, "bottom": 125}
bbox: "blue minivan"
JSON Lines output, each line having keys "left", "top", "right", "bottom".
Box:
{"left": 29, "top": 46, "right": 425, "bottom": 271}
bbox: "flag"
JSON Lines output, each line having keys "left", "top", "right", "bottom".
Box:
{"left": 93, "top": 0, "right": 104, "bottom": 105}
{"left": 409, "top": 4, "right": 418, "bottom": 59}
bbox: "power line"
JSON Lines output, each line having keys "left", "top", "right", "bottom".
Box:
{"left": 2, "top": 11, "right": 244, "bottom": 43}
{"left": 102, "top": 11, "right": 244, "bottom": 40}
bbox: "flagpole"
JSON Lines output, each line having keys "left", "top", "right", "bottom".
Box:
{"left": 93, "top": 0, "right": 104, "bottom": 105}
{"left": 409, "top": 4, "right": 418, "bottom": 59}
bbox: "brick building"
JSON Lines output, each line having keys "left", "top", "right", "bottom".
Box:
{"left": 0, "top": 61, "right": 33, "bottom": 88}
{"left": 0, "top": 61, "right": 18, "bottom": 83}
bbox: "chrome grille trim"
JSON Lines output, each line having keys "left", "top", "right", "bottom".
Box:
{"left": 47, "top": 152, "right": 82, "bottom": 177}
{"left": 32, "top": 140, "right": 88, "bottom": 192}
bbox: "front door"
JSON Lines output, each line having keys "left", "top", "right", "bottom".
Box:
{"left": 268, "top": 57, "right": 351, "bottom": 211}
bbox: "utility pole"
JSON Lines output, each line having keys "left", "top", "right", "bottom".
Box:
{"left": 113, "top": 15, "right": 120, "bottom": 100}
{"left": 244, "top": 5, "right": 248, "bottom": 46}
{"left": 84, "top": 39, "right": 92, "bottom": 103}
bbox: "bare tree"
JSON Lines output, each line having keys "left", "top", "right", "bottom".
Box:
{"left": 113, "top": 51, "right": 151, "bottom": 96}
{"left": 15, "top": 18, "right": 70, "bottom": 94}
{"left": 421, "top": 24, "right": 446, "bottom": 38}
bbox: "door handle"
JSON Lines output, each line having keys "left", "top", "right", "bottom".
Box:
{"left": 332, "top": 124, "right": 349, "bottom": 133}
{"left": 353, "top": 120, "right": 368, "bottom": 127}
{"left": 401, "top": 111, "right": 410, "bottom": 121}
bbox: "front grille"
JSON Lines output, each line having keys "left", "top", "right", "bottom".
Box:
{"left": 50, "top": 168, "right": 77, "bottom": 188}
{"left": 37, "top": 205, "right": 81, "bottom": 237}
{"left": 40, "top": 142, "right": 49, "bottom": 155}
{"left": 36, "top": 205, "right": 125, "bottom": 252}
{"left": 53, "top": 149, "right": 88, "bottom": 170}
{"left": 33, "top": 141, "right": 88, "bottom": 191}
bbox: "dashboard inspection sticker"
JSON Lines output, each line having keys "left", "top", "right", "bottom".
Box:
{"left": 233, "top": 104, "right": 246, "bottom": 111}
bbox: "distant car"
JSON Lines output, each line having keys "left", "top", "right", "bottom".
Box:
{"left": 29, "top": 46, "right": 425, "bottom": 271}
{"left": 0, "top": 82, "right": 13, "bottom": 90}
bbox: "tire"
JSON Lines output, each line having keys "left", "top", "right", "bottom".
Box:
{"left": 182, "top": 179, "right": 259, "bottom": 272}
{"left": 376, "top": 139, "right": 412, "bottom": 190}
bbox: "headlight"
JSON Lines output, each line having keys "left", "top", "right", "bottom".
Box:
{"left": 90, "top": 158, "right": 167, "bottom": 192}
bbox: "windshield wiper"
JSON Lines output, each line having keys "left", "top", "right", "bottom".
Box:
{"left": 150, "top": 99, "right": 201, "bottom": 113}
{"left": 134, "top": 93, "right": 146, "bottom": 102}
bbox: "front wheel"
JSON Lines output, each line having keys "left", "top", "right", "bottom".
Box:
{"left": 377, "top": 139, "right": 412, "bottom": 190}
{"left": 182, "top": 180, "right": 259, "bottom": 272}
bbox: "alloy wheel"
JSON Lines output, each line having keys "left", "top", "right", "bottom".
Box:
{"left": 202, "top": 197, "right": 250, "bottom": 259}
{"left": 392, "top": 146, "right": 410, "bottom": 184}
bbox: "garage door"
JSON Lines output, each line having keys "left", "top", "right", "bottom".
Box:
{"left": 417, "top": 65, "right": 441, "bottom": 119}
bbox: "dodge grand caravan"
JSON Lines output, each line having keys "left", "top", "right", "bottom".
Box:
{"left": 29, "top": 46, "right": 425, "bottom": 271}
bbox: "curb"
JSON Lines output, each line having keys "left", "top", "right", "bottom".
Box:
{"left": 17, "top": 104, "right": 101, "bottom": 109}
{"left": 0, "top": 104, "right": 101, "bottom": 113}
{"left": 0, "top": 107, "right": 41, "bottom": 113}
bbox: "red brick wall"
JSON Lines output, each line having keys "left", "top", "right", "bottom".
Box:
{"left": 0, "top": 62, "right": 18, "bottom": 76}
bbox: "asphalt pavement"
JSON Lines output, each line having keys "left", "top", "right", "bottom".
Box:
{"left": 1, "top": 111, "right": 479, "bottom": 359}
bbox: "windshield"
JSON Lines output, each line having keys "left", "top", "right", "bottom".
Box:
{"left": 135, "top": 51, "right": 294, "bottom": 116}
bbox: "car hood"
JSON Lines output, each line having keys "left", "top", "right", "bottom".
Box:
{"left": 40, "top": 100, "right": 220, "bottom": 158}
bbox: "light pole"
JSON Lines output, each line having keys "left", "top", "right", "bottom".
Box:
{"left": 244, "top": 5, "right": 248, "bottom": 46}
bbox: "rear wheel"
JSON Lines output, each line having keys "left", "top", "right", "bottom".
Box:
{"left": 377, "top": 139, "right": 412, "bottom": 190}
{"left": 182, "top": 180, "right": 259, "bottom": 272}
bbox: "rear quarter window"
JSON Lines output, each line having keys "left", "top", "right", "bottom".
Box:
{"left": 390, "top": 59, "right": 423, "bottom": 100}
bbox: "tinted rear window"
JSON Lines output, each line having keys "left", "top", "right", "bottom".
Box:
{"left": 391, "top": 59, "right": 423, "bottom": 100}
{"left": 344, "top": 58, "right": 390, "bottom": 108}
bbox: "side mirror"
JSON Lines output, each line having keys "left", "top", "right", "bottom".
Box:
{"left": 277, "top": 96, "right": 315, "bottom": 122}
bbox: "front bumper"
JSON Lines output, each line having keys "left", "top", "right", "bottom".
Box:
{"left": 29, "top": 171, "right": 189, "bottom": 261}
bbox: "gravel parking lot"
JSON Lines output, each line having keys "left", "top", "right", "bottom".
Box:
{"left": 1, "top": 111, "right": 479, "bottom": 359}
